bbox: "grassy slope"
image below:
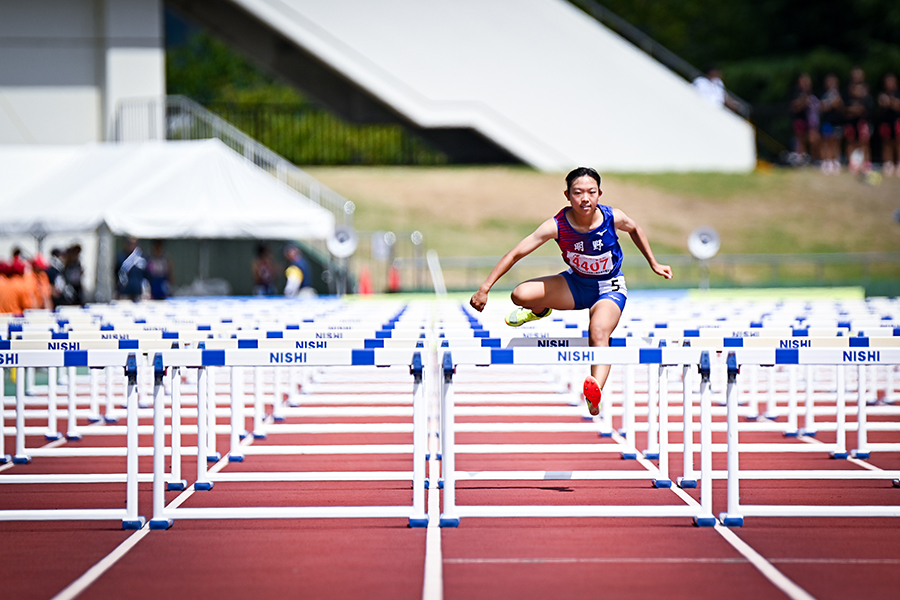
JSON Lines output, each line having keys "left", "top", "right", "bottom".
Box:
{"left": 305, "top": 166, "right": 900, "bottom": 260}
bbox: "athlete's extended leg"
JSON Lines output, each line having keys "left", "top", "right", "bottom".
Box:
{"left": 506, "top": 275, "right": 575, "bottom": 326}
{"left": 583, "top": 299, "right": 623, "bottom": 415}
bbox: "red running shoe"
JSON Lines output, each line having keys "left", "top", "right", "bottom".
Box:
{"left": 583, "top": 376, "right": 601, "bottom": 416}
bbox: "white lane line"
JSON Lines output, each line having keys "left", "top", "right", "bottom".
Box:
{"left": 50, "top": 435, "right": 256, "bottom": 600}
{"left": 613, "top": 431, "right": 818, "bottom": 600}
{"left": 444, "top": 557, "right": 900, "bottom": 565}
{"left": 421, "top": 435, "right": 443, "bottom": 600}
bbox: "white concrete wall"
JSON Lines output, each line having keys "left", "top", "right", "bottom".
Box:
{"left": 233, "top": 0, "right": 755, "bottom": 172}
{"left": 0, "top": 0, "right": 164, "bottom": 145}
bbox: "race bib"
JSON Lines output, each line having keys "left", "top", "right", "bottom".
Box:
{"left": 566, "top": 250, "right": 614, "bottom": 276}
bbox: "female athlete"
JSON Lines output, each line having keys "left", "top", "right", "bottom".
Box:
{"left": 469, "top": 167, "right": 672, "bottom": 415}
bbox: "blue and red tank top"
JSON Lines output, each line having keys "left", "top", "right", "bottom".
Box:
{"left": 554, "top": 205, "right": 623, "bottom": 280}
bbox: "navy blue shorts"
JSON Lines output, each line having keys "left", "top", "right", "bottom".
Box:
{"left": 560, "top": 270, "right": 627, "bottom": 312}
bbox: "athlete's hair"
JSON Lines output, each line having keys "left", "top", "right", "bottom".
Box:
{"left": 565, "top": 167, "right": 601, "bottom": 191}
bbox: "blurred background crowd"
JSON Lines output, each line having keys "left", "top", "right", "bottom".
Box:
{"left": 788, "top": 67, "right": 900, "bottom": 175}
{"left": 0, "top": 246, "right": 84, "bottom": 314}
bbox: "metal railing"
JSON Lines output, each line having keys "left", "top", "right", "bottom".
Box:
{"left": 390, "top": 252, "right": 900, "bottom": 295}
{"left": 112, "top": 96, "right": 354, "bottom": 225}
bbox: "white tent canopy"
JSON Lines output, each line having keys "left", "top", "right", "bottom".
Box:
{"left": 0, "top": 139, "right": 336, "bottom": 240}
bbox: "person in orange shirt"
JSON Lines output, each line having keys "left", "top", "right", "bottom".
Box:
{"left": 0, "top": 262, "right": 24, "bottom": 315}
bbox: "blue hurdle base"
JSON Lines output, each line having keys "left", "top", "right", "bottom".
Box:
{"left": 194, "top": 481, "right": 214, "bottom": 491}
{"left": 252, "top": 432, "right": 267, "bottom": 440}
{"left": 228, "top": 455, "right": 244, "bottom": 463}
{"left": 166, "top": 480, "right": 188, "bottom": 492}
{"left": 272, "top": 415, "right": 286, "bottom": 422}
{"left": 122, "top": 517, "right": 146, "bottom": 530}
{"left": 206, "top": 453, "right": 221, "bottom": 463}
{"left": 598, "top": 431, "right": 613, "bottom": 438}
{"left": 782, "top": 431, "right": 800, "bottom": 438}
{"left": 799, "top": 430, "right": 817, "bottom": 437}
{"left": 424, "top": 479, "right": 430, "bottom": 489}
{"left": 893, "top": 479, "right": 899, "bottom": 488}
{"left": 439, "top": 516, "right": 460, "bottom": 528}
{"left": 0, "top": 454, "right": 11, "bottom": 464}
{"left": 743, "top": 414, "right": 759, "bottom": 422}
{"left": 693, "top": 516, "right": 716, "bottom": 527}
{"left": 851, "top": 450, "right": 870, "bottom": 459}
{"left": 620, "top": 452, "right": 637, "bottom": 460}
{"left": 408, "top": 517, "right": 429, "bottom": 528}
{"left": 65, "top": 433, "right": 83, "bottom": 441}
{"left": 677, "top": 478, "right": 697, "bottom": 489}
{"left": 104, "top": 415, "right": 118, "bottom": 424}
{"left": 653, "top": 479, "right": 672, "bottom": 489}
{"left": 88, "top": 416, "right": 102, "bottom": 424}
{"left": 719, "top": 513, "right": 744, "bottom": 527}
{"left": 44, "top": 433, "right": 63, "bottom": 441}
{"left": 642, "top": 451, "right": 659, "bottom": 460}
{"left": 149, "top": 518, "right": 173, "bottom": 530}
{"left": 829, "top": 451, "right": 849, "bottom": 460}
{"left": 12, "top": 455, "right": 31, "bottom": 465}
{"left": 437, "top": 479, "right": 444, "bottom": 489}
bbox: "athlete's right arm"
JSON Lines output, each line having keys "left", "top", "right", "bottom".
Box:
{"left": 469, "top": 218, "right": 558, "bottom": 312}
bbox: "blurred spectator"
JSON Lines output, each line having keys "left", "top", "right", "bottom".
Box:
{"left": 693, "top": 65, "right": 742, "bottom": 113}
{"left": 844, "top": 66, "right": 873, "bottom": 173}
{"left": 46, "top": 248, "right": 66, "bottom": 307}
{"left": 0, "top": 261, "right": 18, "bottom": 314}
{"left": 116, "top": 237, "right": 146, "bottom": 301}
{"left": 31, "top": 254, "right": 52, "bottom": 309}
{"left": 146, "top": 239, "right": 173, "bottom": 300}
{"left": 693, "top": 65, "right": 727, "bottom": 107}
{"left": 789, "top": 73, "right": 820, "bottom": 166}
{"left": 252, "top": 243, "right": 277, "bottom": 296}
{"left": 876, "top": 73, "right": 900, "bottom": 176}
{"left": 819, "top": 73, "right": 845, "bottom": 174}
{"left": 63, "top": 244, "right": 85, "bottom": 305}
{"left": 283, "top": 244, "right": 313, "bottom": 298}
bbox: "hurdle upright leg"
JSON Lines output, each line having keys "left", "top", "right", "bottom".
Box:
{"left": 653, "top": 365, "right": 671, "bottom": 488}
{"left": 719, "top": 353, "right": 743, "bottom": 527}
{"left": 195, "top": 367, "right": 212, "bottom": 490}
{"left": 150, "top": 354, "right": 172, "bottom": 530}
{"left": 693, "top": 353, "right": 715, "bottom": 526}
{"left": 644, "top": 364, "right": 659, "bottom": 460}
{"left": 0, "top": 367, "right": 9, "bottom": 463}
{"left": 228, "top": 366, "right": 244, "bottom": 462}
{"left": 168, "top": 367, "right": 187, "bottom": 490}
{"left": 104, "top": 366, "right": 117, "bottom": 423}
{"left": 46, "top": 367, "right": 61, "bottom": 440}
{"left": 88, "top": 368, "right": 101, "bottom": 422}
{"left": 831, "top": 366, "right": 848, "bottom": 459}
{"left": 252, "top": 366, "right": 266, "bottom": 439}
{"left": 66, "top": 366, "right": 81, "bottom": 441}
{"left": 678, "top": 364, "right": 697, "bottom": 488}
{"left": 439, "top": 352, "right": 459, "bottom": 527}
{"left": 206, "top": 366, "right": 219, "bottom": 462}
{"left": 14, "top": 367, "right": 30, "bottom": 464}
{"left": 784, "top": 366, "right": 799, "bottom": 436}
{"left": 764, "top": 366, "right": 777, "bottom": 419}
{"left": 801, "top": 365, "right": 816, "bottom": 436}
{"left": 852, "top": 365, "right": 869, "bottom": 458}
{"left": 409, "top": 353, "right": 428, "bottom": 527}
{"left": 620, "top": 365, "right": 637, "bottom": 459}
{"left": 123, "top": 354, "right": 145, "bottom": 529}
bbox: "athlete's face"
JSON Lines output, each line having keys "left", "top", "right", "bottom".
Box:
{"left": 564, "top": 175, "right": 602, "bottom": 217}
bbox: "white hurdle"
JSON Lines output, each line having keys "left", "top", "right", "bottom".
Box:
{"left": 438, "top": 346, "right": 718, "bottom": 527}
{"left": 0, "top": 350, "right": 146, "bottom": 529}
{"left": 718, "top": 348, "right": 900, "bottom": 526}
{"left": 147, "top": 347, "right": 430, "bottom": 529}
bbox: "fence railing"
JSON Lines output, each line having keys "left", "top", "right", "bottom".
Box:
{"left": 389, "top": 252, "right": 900, "bottom": 295}
{"left": 112, "top": 96, "right": 354, "bottom": 226}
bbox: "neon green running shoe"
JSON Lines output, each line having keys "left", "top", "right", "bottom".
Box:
{"left": 505, "top": 307, "right": 552, "bottom": 327}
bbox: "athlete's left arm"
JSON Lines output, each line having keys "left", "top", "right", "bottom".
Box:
{"left": 613, "top": 208, "right": 673, "bottom": 279}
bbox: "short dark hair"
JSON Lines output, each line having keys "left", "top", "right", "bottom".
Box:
{"left": 565, "top": 167, "right": 601, "bottom": 191}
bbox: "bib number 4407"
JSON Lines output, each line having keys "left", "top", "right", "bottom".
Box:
{"left": 566, "top": 251, "right": 613, "bottom": 276}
